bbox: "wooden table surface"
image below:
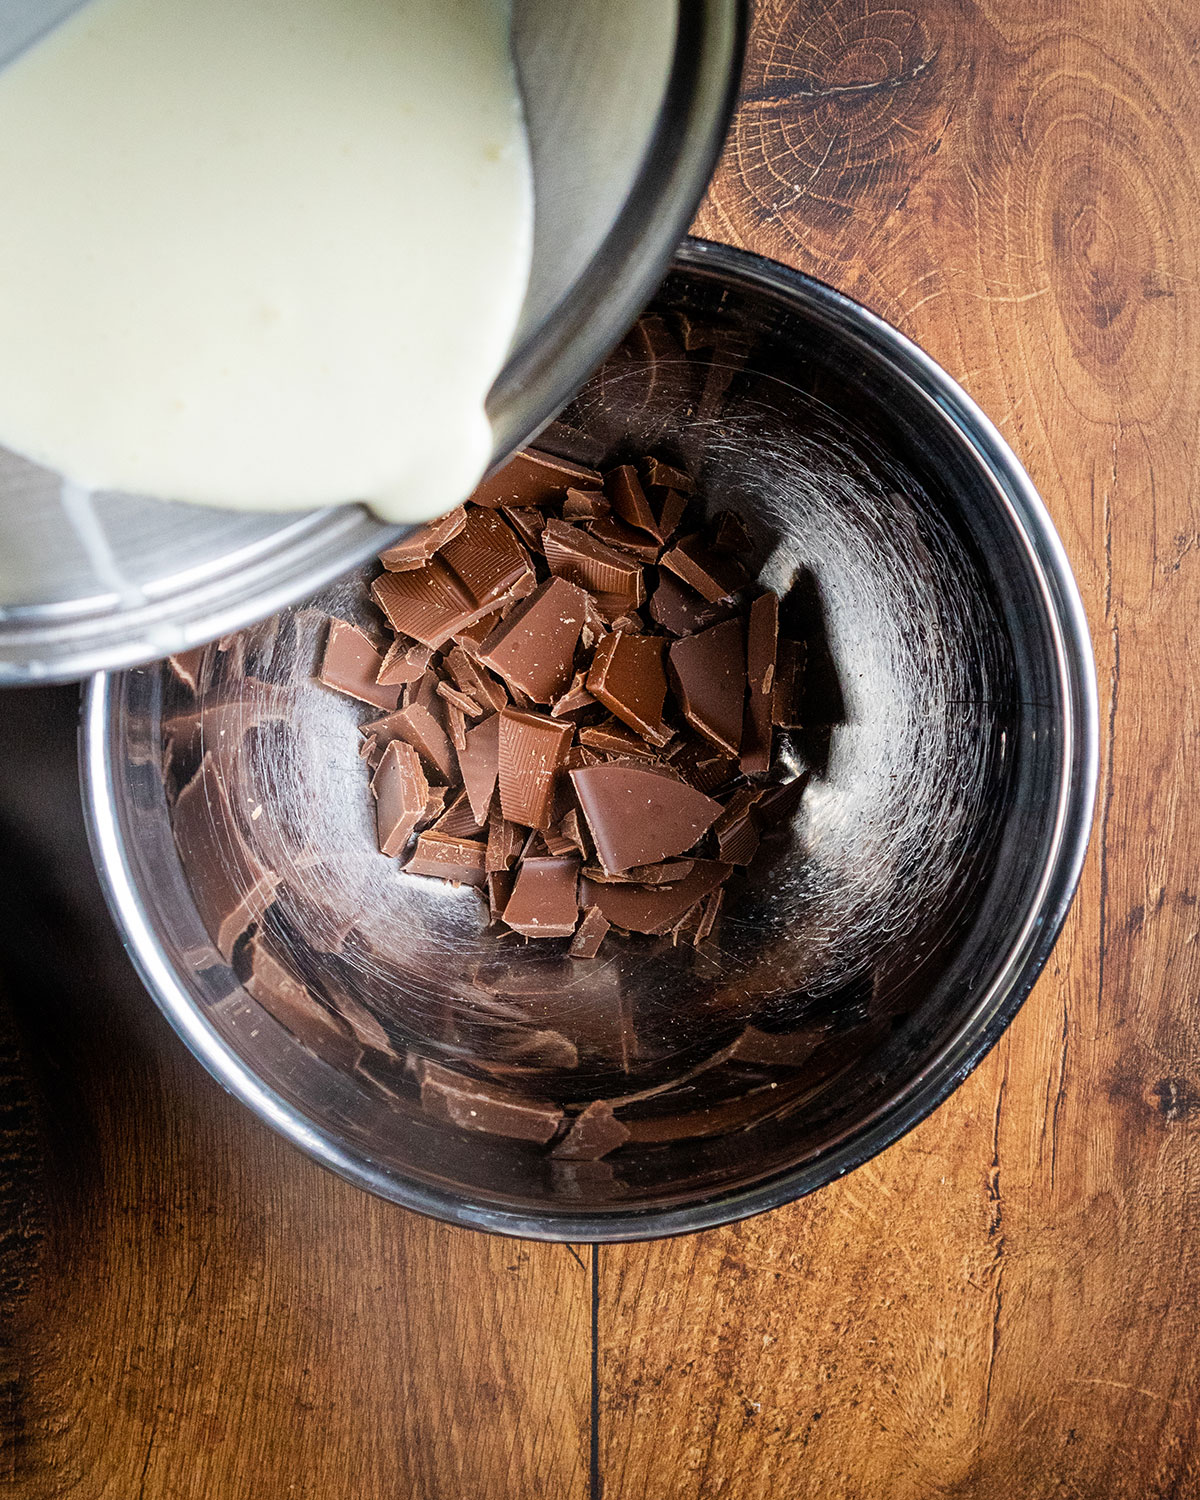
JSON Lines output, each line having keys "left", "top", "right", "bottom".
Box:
{"left": 3, "top": 0, "right": 1198, "bottom": 1494}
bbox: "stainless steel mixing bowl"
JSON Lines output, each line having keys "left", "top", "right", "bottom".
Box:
{"left": 82, "top": 241, "right": 1098, "bottom": 1241}
{"left": 0, "top": 0, "right": 744, "bottom": 685}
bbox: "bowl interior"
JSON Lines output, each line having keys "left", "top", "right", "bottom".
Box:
{"left": 94, "top": 253, "right": 1081, "bottom": 1236}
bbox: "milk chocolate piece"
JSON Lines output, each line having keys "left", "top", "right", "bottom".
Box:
{"left": 542, "top": 518, "right": 646, "bottom": 620}
{"left": 433, "top": 790, "right": 487, "bottom": 840}
{"left": 372, "top": 739, "right": 430, "bottom": 857}
{"left": 456, "top": 712, "right": 501, "bottom": 825}
{"left": 443, "top": 699, "right": 468, "bottom": 753}
{"left": 605, "top": 464, "right": 657, "bottom": 534}
{"left": 570, "top": 763, "right": 722, "bottom": 874}
{"left": 319, "top": 619, "right": 403, "bottom": 711}
{"left": 582, "top": 859, "right": 694, "bottom": 885}
{"left": 502, "top": 856, "right": 580, "bottom": 939}
{"left": 422, "top": 786, "right": 449, "bottom": 826}
{"left": 452, "top": 606, "right": 504, "bottom": 654}
{"left": 581, "top": 860, "right": 731, "bottom": 935}
{"left": 653, "top": 488, "right": 689, "bottom": 544}
{"left": 444, "top": 645, "right": 508, "bottom": 713}
{"left": 754, "top": 773, "right": 809, "bottom": 827}
{"left": 741, "top": 591, "right": 779, "bottom": 773}
{"left": 586, "top": 632, "right": 669, "bottom": 744}
{"left": 501, "top": 506, "right": 546, "bottom": 554}
{"left": 244, "top": 939, "right": 362, "bottom": 1069}
{"left": 372, "top": 561, "right": 481, "bottom": 649}
{"left": 173, "top": 752, "right": 279, "bottom": 959}
{"left": 577, "top": 721, "right": 663, "bottom": 759}
{"left": 668, "top": 618, "right": 746, "bottom": 756}
{"left": 390, "top": 701, "right": 456, "bottom": 781}
{"left": 588, "top": 515, "right": 661, "bottom": 563}
{"left": 712, "top": 786, "right": 765, "bottom": 866}
{"left": 417, "top": 1060, "right": 562, "bottom": 1142}
{"left": 553, "top": 1100, "right": 630, "bottom": 1160}
{"left": 436, "top": 680, "right": 482, "bottom": 720}
{"left": 497, "top": 710, "right": 573, "bottom": 830}
{"left": 476, "top": 576, "right": 589, "bottom": 704}
{"left": 404, "top": 831, "right": 487, "bottom": 886}
{"left": 468, "top": 449, "right": 602, "bottom": 509}
{"left": 486, "top": 811, "right": 524, "bottom": 872}
{"left": 439, "top": 506, "right": 535, "bottom": 611}
{"left": 641, "top": 456, "right": 695, "bottom": 495}
{"left": 378, "top": 505, "right": 467, "bottom": 571}
{"left": 772, "top": 637, "right": 807, "bottom": 728}
{"left": 549, "top": 670, "right": 596, "bottom": 720}
{"left": 376, "top": 639, "right": 433, "bottom": 687}
{"left": 649, "top": 572, "right": 736, "bottom": 636}
{"left": 569, "top": 906, "right": 610, "bottom": 959}
{"left": 661, "top": 533, "right": 747, "bottom": 601}
{"left": 487, "top": 870, "right": 514, "bottom": 920}
{"left": 562, "top": 488, "right": 610, "bottom": 520}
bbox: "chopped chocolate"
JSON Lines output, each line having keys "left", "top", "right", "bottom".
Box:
{"left": 712, "top": 786, "right": 765, "bottom": 866}
{"left": 727, "top": 1024, "right": 827, "bottom": 1067}
{"left": 476, "top": 575, "right": 589, "bottom": 704}
{"left": 569, "top": 905, "right": 610, "bottom": 959}
{"left": 439, "top": 505, "right": 537, "bottom": 613}
{"left": 372, "top": 739, "right": 430, "bottom": 857}
{"left": 389, "top": 701, "right": 457, "bottom": 781}
{"left": 772, "top": 637, "right": 807, "bottom": 728}
{"left": 570, "top": 763, "right": 722, "bottom": 874}
{"left": 582, "top": 858, "right": 695, "bottom": 885}
{"left": 244, "top": 938, "right": 362, "bottom": 1069}
{"left": 553, "top": 1100, "right": 630, "bottom": 1160}
{"left": 742, "top": 591, "right": 779, "bottom": 773}
{"left": 319, "top": 619, "right": 402, "bottom": 711}
{"left": 378, "top": 505, "right": 467, "bottom": 571}
{"left": 754, "top": 773, "right": 809, "bottom": 827}
{"left": 497, "top": 710, "right": 573, "bottom": 830}
{"left": 649, "top": 572, "right": 736, "bottom": 636}
{"left": 581, "top": 860, "right": 732, "bottom": 935}
{"left": 588, "top": 514, "right": 661, "bottom": 563}
{"left": 486, "top": 811, "right": 524, "bottom": 873}
{"left": 555, "top": 807, "right": 588, "bottom": 857}
{"left": 668, "top": 617, "right": 746, "bottom": 756}
{"left": 433, "top": 789, "right": 487, "bottom": 840}
{"left": 444, "top": 645, "right": 509, "bottom": 714}
{"left": 502, "top": 856, "right": 580, "bottom": 938}
{"left": 586, "top": 632, "right": 669, "bottom": 745}
{"left": 376, "top": 639, "right": 433, "bottom": 687}
{"left": 486, "top": 869, "right": 514, "bottom": 920}
{"left": 452, "top": 606, "right": 504, "bottom": 654}
{"left": 444, "top": 698, "right": 468, "bottom": 753}
{"left": 640, "top": 456, "right": 695, "bottom": 495}
{"left": 660, "top": 532, "right": 747, "bottom": 601}
{"left": 542, "top": 518, "right": 646, "bottom": 620}
{"left": 562, "top": 488, "right": 610, "bottom": 520}
{"left": 436, "top": 680, "right": 483, "bottom": 719}
{"left": 421, "top": 786, "right": 449, "bottom": 826}
{"left": 502, "top": 506, "right": 546, "bottom": 554}
{"left": 653, "top": 488, "right": 689, "bottom": 544}
{"left": 665, "top": 735, "right": 739, "bottom": 794}
{"left": 577, "top": 721, "right": 663, "bottom": 759}
{"left": 372, "top": 561, "right": 481, "bottom": 649}
{"left": 468, "top": 449, "right": 602, "bottom": 510}
{"left": 417, "top": 1059, "right": 562, "bottom": 1142}
{"left": 549, "top": 670, "right": 596, "bottom": 720}
{"left": 605, "top": 464, "right": 657, "bottom": 534}
{"left": 404, "top": 831, "right": 487, "bottom": 886}
{"left": 457, "top": 712, "right": 501, "bottom": 825}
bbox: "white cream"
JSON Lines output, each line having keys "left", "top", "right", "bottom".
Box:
{"left": 0, "top": 0, "right": 533, "bottom": 522}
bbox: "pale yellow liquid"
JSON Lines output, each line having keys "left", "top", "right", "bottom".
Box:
{"left": 0, "top": 0, "right": 533, "bottom": 521}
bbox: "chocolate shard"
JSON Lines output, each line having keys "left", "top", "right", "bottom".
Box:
{"left": 663, "top": 735, "right": 739, "bottom": 795}
{"left": 371, "top": 561, "right": 482, "bottom": 649}
{"left": 586, "top": 631, "right": 669, "bottom": 745}
{"left": 444, "top": 645, "right": 509, "bottom": 713}
{"left": 451, "top": 606, "right": 504, "bottom": 654}
{"left": 542, "top": 826, "right": 579, "bottom": 857}
{"left": 378, "top": 505, "right": 468, "bottom": 571}
{"left": 501, "top": 506, "right": 546, "bottom": 555}
{"left": 649, "top": 572, "right": 737, "bottom": 636}
{"left": 433, "top": 789, "right": 487, "bottom": 840}
{"left": 668, "top": 617, "right": 746, "bottom": 756}
{"left": 376, "top": 639, "right": 433, "bottom": 687}
{"left": 742, "top": 591, "right": 779, "bottom": 773}
{"left": 244, "top": 938, "right": 362, "bottom": 1069}
{"left": 456, "top": 711, "right": 501, "bottom": 826}
{"left": 476, "top": 575, "right": 589, "bottom": 704}
{"left": 502, "top": 856, "right": 581, "bottom": 938}
{"left": 542, "top": 517, "right": 646, "bottom": 621}
{"left": 372, "top": 739, "right": 430, "bottom": 857}
{"left": 640, "top": 456, "right": 695, "bottom": 495}
{"left": 486, "top": 869, "right": 514, "bottom": 921}
{"left": 660, "top": 533, "right": 747, "bottom": 602}
{"left": 436, "top": 679, "right": 483, "bottom": 720}
{"left": 570, "top": 763, "right": 722, "bottom": 874}
{"left": 772, "top": 637, "right": 808, "bottom": 729}
{"left": 582, "top": 859, "right": 694, "bottom": 885}
{"left": 403, "top": 831, "right": 487, "bottom": 886}
{"left": 605, "top": 464, "right": 658, "bottom": 535}
{"left": 653, "top": 488, "right": 689, "bottom": 545}
{"left": 569, "top": 905, "right": 610, "bottom": 959}
{"left": 754, "top": 773, "right": 809, "bottom": 828}
{"left": 438, "top": 506, "right": 536, "bottom": 612}
{"left": 486, "top": 811, "right": 524, "bottom": 873}
{"left": 318, "top": 618, "right": 402, "bottom": 711}
{"left": 389, "top": 700, "right": 457, "bottom": 781}
{"left": 468, "top": 449, "right": 603, "bottom": 509}
{"left": 712, "top": 785, "right": 766, "bottom": 866}
{"left": 497, "top": 709, "right": 573, "bottom": 830}
{"left": 556, "top": 807, "right": 589, "bottom": 856}
{"left": 577, "top": 721, "right": 663, "bottom": 760}
{"left": 443, "top": 699, "right": 468, "bottom": 753}
{"left": 421, "top": 786, "right": 449, "bottom": 827}
{"left": 692, "top": 887, "right": 724, "bottom": 944}
{"left": 727, "top": 1025, "right": 827, "bottom": 1067}
{"left": 563, "top": 487, "right": 611, "bottom": 520}
{"left": 549, "top": 670, "right": 596, "bottom": 720}
{"left": 588, "top": 514, "right": 661, "bottom": 563}
{"left": 553, "top": 1100, "right": 630, "bottom": 1160}
{"left": 172, "top": 752, "right": 279, "bottom": 959}
{"left": 581, "top": 860, "right": 732, "bottom": 936}
{"left": 417, "top": 1059, "right": 562, "bottom": 1142}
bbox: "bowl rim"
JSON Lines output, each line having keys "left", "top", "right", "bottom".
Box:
{"left": 81, "top": 240, "right": 1100, "bottom": 1242}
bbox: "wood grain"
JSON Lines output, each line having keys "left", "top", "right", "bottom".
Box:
{"left": 599, "top": 0, "right": 1200, "bottom": 1495}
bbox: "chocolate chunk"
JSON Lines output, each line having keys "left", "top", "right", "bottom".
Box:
{"left": 605, "top": 464, "right": 658, "bottom": 534}
{"left": 439, "top": 506, "right": 536, "bottom": 612}
{"left": 403, "top": 831, "right": 487, "bottom": 886}
{"left": 417, "top": 1059, "right": 562, "bottom": 1142}
{"left": 649, "top": 572, "right": 737, "bottom": 636}
{"left": 372, "top": 739, "right": 430, "bottom": 857}
{"left": 433, "top": 789, "right": 487, "bottom": 840}
{"left": 586, "top": 632, "right": 669, "bottom": 745}
{"left": 371, "top": 561, "right": 482, "bottom": 649}
{"left": 570, "top": 763, "right": 722, "bottom": 874}
{"left": 378, "top": 505, "right": 467, "bottom": 571}
{"left": 653, "top": 489, "right": 689, "bottom": 544}
{"left": 389, "top": 701, "right": 456, "bottom": 781}
{"left": 497, "top": 710, "right": 573, "bottom": 830}
{"left": 486, "top": 869, "right": 514, "bottom": 920}
{"left": 422, "top": 786, "right": 449, "bottom": 826}
{"left": 443, "top": 699, "right": 468, "bottom": 753}
{"left": 468, "top": 449, "right": 603, "bottom": 509}
{"left": 581, "top": 860, "right": 731, "bottom": 935}
{"left": 741, "top": 591, "right": 779, "bottom": 773}
{"left": 436, "top": 680, "right": 483, "bottom": 720}
{"left": 452, "top": 606, "right": 504, "bottom": 654}
{"left": 562, "top": 488, "right": 610, "bottom": 520}
{"left": 712, "top": 786, "right": 765, "bottom": 866}
{"left": 577, "top": 721, "right": 664, "bottom": 759}
{"left": 772, "top": 637, "right": 807, "bottom": 728}
{"left": 502, "top": 856, "right": 580, "bottom": 938}
{"left": 542, "top": 518, "right": 646, "bottom": 620}
{"left": 588, "top": 514, "right": 661, "bottom": 563}
{"left": 444, "top": 645, "right": 509, "bottom": 714}
{"left": 244, "top": 938, "right": 361, "bottom": 1069}
{"left": 457, "top": 712, "right": 500, "bottom": 825}
{"left": 549, "top": 670, "right": 596, "bottom": 720}
{"left": 754, "top": 773, "right": 809, "bottom": 827}
{"left": 711, "top": 510, "right": 753, "bottom": 556}
{"left": 318, "top": 618, "right": 402, "bottom": 711}
{"left": 173, "top": 752, "right": 279, "bottom": 959}
{"left": 553, "top": 1100, "right": 630, "bottom": 1160}
{"left": 476, "top": 576, "right": 589, "bottom": 704}
{"left": 569, "top": 906, "right": 610, "bottom": 959}
{"left": 661, "top": 533, "right": 747, "bottom": 602}
{"left": 501, "top": 506, "right": 546, "bottom": 554}
{"left": 376, "top": 639, "right": 433, "bottom": 687}
{"left": 582, "top": 858, "right": 695, "bottom": 885}
{"left": 641, "top": 456, "right": 695, "bottom": 495}
{"left": 486, "top": 812, "right": 524, "bottom": 872}
{"left": 668, "top": 618, "right": 746, "bottom": 756}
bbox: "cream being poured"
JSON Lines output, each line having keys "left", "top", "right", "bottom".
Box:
{"left": 0, "top": 0, "right": 533, "bottom": 523}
